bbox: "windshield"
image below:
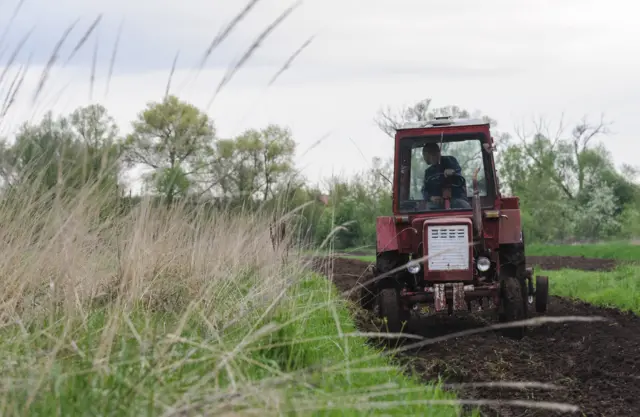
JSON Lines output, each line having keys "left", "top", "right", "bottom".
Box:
{"left": 398, "top": 138, "right": 489, "bottom": 213}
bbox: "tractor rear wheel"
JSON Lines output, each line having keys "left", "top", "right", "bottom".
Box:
{"left": 535, "top": 275, "right": 549, "bottom": 313}
{"left": 378, "top": 288, "right": 409, "bottom": 334}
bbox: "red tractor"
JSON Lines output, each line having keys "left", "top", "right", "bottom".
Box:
{"left": 363, "top": 116, "right": 548, "bottom": 338}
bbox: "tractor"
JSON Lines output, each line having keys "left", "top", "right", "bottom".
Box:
{"left": 362, "top": 116, "right": 549, "bottom": 339}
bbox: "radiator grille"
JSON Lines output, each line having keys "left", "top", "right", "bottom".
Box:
{"left": 426, "top": 225, "right": 470, "bottom": 270}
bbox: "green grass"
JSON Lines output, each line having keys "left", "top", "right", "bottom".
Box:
{"left": 2, "top": 273, "right": 464, "bottom": 417}
{"left": 538, "top": 265, "right": 640, "bottom": 314}
{"left": 345, "top": 255, "right": 376, "bottom": 263}
{"left": 526, "top": 241, "right": 640, "bottom": 261}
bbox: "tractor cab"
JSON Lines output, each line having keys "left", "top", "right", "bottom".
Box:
{"left": 395, "top": 116, "right": 497, "bottom": 215}
{"left": 365, "top": 116, "right": 549, "bottom": 339}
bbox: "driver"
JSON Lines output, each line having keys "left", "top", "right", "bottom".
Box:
{"left": 421, "top": 143, "right": 471, "bottom": 209}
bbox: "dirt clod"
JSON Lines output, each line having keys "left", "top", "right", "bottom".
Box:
{"left": 310, "top": 256, "right": 640, "bottom": 417}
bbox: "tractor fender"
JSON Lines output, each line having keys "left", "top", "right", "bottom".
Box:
{"left": 498, "top": 209, "right": 523, "bottom": 245}
{"left": 376, "top": 216, "right": 399, "bottom": 252}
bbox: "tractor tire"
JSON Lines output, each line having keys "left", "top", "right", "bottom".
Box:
{"left": 535, "top": 275, "right": 549, "bottom": 313}
{"left": 375, "top": 251, "right": 409, "bottom": 286}
{"left": 378, "top": 288, "right": 409, "bottom": 334}
{"left": 498, "top": 243, "right": 528, "bottom": 339}
{"left": 499, "top": 275, "right": 528, "bottom": 339}
{"left": 359, "top": 282, "right": 376, "bottom": 311}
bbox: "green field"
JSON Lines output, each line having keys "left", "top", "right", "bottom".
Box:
{"left": 526, "top": 242, "right": 640, "bottom": 261}
{"left": 537, "top": 266, "right": 640, "bottom": 314}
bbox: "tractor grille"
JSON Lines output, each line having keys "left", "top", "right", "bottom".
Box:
{"left": 426, "top": 225, "right": 470, "bottom": 270}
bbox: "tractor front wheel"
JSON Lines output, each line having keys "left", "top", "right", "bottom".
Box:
{"left": 499, "top": 275, "right": 528, "bottom": 339}
{"left": 359, "top": 282, "right": 376, "bottom": 310}
{"left": 535, "top": 275, "right": 549, "bottom": 313}
{"left": 378, "top": 288, "right": 409, "bottom": 334}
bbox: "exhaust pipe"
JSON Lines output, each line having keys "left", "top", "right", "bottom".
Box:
{"left": 472, "top": 167, "right": 484, "bottom": 246}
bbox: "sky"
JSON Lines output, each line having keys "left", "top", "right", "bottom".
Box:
{"left": 0, "top": 0, "right": 638, "bottom": 191}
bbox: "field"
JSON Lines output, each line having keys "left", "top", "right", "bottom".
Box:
{"left": 309, "top": 248, "right": 640, "bottom": 416}
{"left": 526, "top": 241, "right": 640, "bottom": 262}
{"left": 8, "top": 193, "right": 639, "bottom": 417}
{"left": 0, "top": 186, "right": 638, "bottom": 417}
{"left": 0, "top": 12, "right": 638, "bottom": 414}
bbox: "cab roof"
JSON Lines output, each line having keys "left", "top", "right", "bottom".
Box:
{"left": 396, "top": 116, "right": 490, "bottom": 131}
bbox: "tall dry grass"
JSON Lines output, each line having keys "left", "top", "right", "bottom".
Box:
{"left": 0, "top": 174, "right": 468, "bottom": 416}
{"left": 0, "top": 177, "right": 306, "bottom": 413}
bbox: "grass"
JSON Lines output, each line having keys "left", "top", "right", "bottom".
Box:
{"left": 343, "top": 255, "right": 376, "bottom": 263}
{"left": 526, "top": 241, "right": 640, "bottom": 261}
{"left": 0, "top": 183, "right": 466, "bottom": 417}
{"left": 536, "top": 265, "right": 640, "bottom": 314}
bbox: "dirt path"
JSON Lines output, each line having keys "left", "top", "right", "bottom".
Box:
{"left": 310, "top": 257, "right": 640, "bottom": 417}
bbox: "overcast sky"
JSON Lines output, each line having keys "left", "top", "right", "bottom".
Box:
{"left": 0, "top": 0, "right": 638, "bottom": 190}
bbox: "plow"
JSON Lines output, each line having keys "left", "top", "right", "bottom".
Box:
{"left": 361, "top": 116, "right": 549, "bottom": 338}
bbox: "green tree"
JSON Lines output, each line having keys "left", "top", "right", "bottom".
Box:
{"left": 124, "top": 95, "right": 215, "bottom": 204}
{"left": 0, "top": 105, "right": 123, "bottom": 197}
{"left": 205, "top": 124, "right": 296, "bottom": 206}
{"left": 68, "top": 104, "right": 123, "bottom": 193}
{"left": 500, "top": 116, "right": 640, "bottom": 241}
{"left": 3, "top": 112, "right": 78, "bottom": 193}
{"left": 314, "top": 159, "right": 393, "bottom": 250}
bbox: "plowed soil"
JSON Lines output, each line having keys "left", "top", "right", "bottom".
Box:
{"left": 310, "top": 256, "right": 640, "bottom": 417}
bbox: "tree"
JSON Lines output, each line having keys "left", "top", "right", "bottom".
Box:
{"left": 68, "top": 104, "right": 123, "bottom": 193}
{"left": 0, "top": 105, "right": 123, "bottom": 194}
{"left": 1, "top": 112, "right": 78, "bottom": 193}
{"left": 313, "top": 157, "right": 394, "bottom": 250}
{"left": 499, "top": 115, "right": 640, "bottom": 241}
{"left": 258, "top": 125, "right": 296, "bottom": 201}
{"left": 204, "top": 124, "right": 296, "bottom": 206}
{"left": 124, "top": 95, "right": 215, "bottom": 204}
{"left": 507, "top": 115, "right": 612, "bottom": 199}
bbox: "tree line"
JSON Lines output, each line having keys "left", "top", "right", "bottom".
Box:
{"left": 0, "top": 95, "right": 637, "bottom": 249}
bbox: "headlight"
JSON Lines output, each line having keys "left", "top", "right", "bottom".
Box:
{"left": 407, "top": 261, "right": 421, "bottom": 274}
{"left": 476, "top": 256, "right": 491, "bottom": 272}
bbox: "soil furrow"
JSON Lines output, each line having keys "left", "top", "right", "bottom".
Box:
{"left": 310, "top": 256, "right": 640, "bottom": 417}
